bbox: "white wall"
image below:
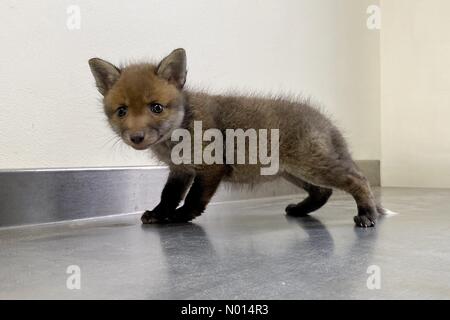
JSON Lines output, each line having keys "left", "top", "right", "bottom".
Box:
{"left": 381, "top": 0, "right": 450, "bottom": 188}
{"left": 0, "top": 0, "right": 380, "bottom": 169}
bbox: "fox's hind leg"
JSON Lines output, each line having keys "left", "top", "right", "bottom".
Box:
{"left": 285, "top": 160, "right": 378, "bottom": 228}
{"left": 282, "top": 172, "right": 332, "bottom": 217}
{"left": 283, "top": 123, "right": 379, "bottom": 227}
{"left": 341, "top": 170, "right": 378, "bottom": 228}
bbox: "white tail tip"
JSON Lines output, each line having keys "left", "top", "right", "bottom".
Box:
{"left": 381, "top": 208, "right": 399, "bottom": 216}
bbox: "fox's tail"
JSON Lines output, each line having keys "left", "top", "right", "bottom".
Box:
{"left": 376, "top": 204, "right": 399, "bottom": 216}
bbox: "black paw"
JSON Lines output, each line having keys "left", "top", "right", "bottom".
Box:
{"left": 141, "top": 210, "right": 169, "bottom": 224}
{"left": 285, "top": 203, "right": 311, "bottom": 217}
{"left": 141, "top": 207, "right": 199, "bottom": 224}
{"left": 353, "top": 215, "right": 376, "bottom": 228}
{"left": 168, "top": 207, "right": 199, "bottom": 223}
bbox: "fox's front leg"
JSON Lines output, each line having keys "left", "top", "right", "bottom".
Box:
{"left": 141, "top": 170, "right": 194, "bottom": 224}
{"left": 168, "top": 166, "right": 226, "bottom": 223}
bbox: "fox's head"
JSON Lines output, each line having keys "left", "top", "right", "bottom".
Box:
{"left": 89, "top": 48, "right": 187, "bottom": 150}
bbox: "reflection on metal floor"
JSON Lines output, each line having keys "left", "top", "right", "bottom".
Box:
{"left": 1, "top": 188, "right": 450, "bottom": 299}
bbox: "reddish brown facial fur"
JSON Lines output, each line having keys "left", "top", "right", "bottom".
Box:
{"left": 104, "top": 64, "right": 185, "bottom": 149}
{"left": 89, "top": 48, "right": 187, "bottom": 150}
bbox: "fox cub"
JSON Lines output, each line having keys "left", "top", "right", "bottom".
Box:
{"left": 89, "top": 48, "right": 388, "bottom": 228}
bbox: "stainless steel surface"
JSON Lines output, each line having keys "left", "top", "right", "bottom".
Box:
{"left": 0, "top": 161, "right": 380, "bottom": 228}
{"left": 0, "top": 166, "right": 166, "bottom": 227}
{"left": 1, "top": 187, "right": 449, "bottom": 299}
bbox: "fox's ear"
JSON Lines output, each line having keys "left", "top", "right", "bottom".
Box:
{"left": 88, "top": 58, "right": 121, "bottom": 95}
{"left": 156, "top": 48, "right": 187, "bottom": 89}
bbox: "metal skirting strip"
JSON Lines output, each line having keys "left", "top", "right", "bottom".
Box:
{"left": 0, "top": 160, "right": 379, "bottom": 228}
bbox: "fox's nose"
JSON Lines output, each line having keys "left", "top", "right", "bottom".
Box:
{"left": 130, "top": 132, "right": 145, "bottom": 145}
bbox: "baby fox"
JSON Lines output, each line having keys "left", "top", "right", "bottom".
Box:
{"left": 89, "top": 48, "right": 387, "bottom": 228}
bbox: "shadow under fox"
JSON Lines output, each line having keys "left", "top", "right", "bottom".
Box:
{"left": 89, "top": 48, "right": 389, "bottom": 228}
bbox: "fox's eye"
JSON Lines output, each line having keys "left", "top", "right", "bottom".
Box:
{"left": 116, "top": 105, "right": 128, "bottom": 118}
{"left": 149, "top": 103, "right": 164, "bottom": 114}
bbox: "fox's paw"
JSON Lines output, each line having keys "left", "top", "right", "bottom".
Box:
{"left": 141, "top": 210, "right": 169, "bottom": 224}
{"left": 166, "top": 207, "right": 199, "bottom": 223}
{"left": 141, "top": 208, "right": 199, "bottom": 224}
{"left": 353, "top": 215, "right": 376, "bottom": 228}
{"left": 285, "top": 203, "right": 311, "bottom": 217}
